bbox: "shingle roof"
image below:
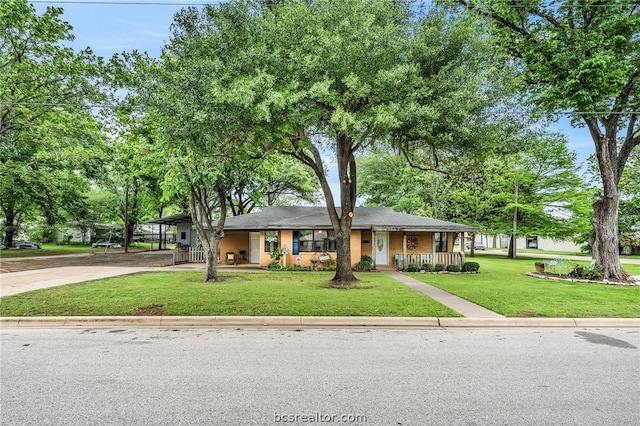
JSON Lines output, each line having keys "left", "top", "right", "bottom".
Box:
{"left": 223, "top": 206, "right": 478, "bottom": 232}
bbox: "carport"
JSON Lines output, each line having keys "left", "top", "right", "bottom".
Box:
{"left": 145, "top": 213, "right": 192, "bottom": 250}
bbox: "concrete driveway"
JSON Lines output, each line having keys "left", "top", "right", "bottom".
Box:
{"left": 0, "top": 266, "right": 159, "bottom": 297}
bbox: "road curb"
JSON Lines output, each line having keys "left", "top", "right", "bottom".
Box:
{"left": 1, "top": 316, "right": 638, "bottom": 329}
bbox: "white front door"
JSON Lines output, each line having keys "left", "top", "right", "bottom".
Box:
{"left": 249, "top": 232, "right": 260, "bottom": 264}
{"left": 375, "top": 232, "right": 389, "bottom": 266}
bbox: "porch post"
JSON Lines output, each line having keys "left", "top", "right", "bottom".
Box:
{"left": 432, "top": 232, "right": 436, "bottom": 267}
{"left": 402, "top": 232, "right": 407, "bottom": 271}
{"left": 371, "top": 230, "right": 376, "bottom": 269}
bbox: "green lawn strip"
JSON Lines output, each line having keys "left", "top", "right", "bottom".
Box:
{"left": 1, "top": 244, "right": 99, "bottom": 258}
{"left": 410, "top": 257, "right": 640, "bottom": 318}
{"left": 0, "top": 243, "right": 172, "bottom": 258}
{"left": 0, "top": 272, "right": 460, "bottom": 317}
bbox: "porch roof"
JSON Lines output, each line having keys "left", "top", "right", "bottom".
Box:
{"left": 223, "top": 206, "right": 478, "bottom": 233}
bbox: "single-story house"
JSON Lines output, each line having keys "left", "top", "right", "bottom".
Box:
{"left": 487, "top": 235, "right": 584, "bottom": 253}
{"left": 161, "top": 206, "right": 478, "bottom": 269}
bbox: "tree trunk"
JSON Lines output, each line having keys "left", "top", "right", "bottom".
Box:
{"left": 591, "top": 196, "right": 628, "bottom": 279}
{"left": 333, "top": 217, "right": 356, "bottom": 285}
{"left": 469, "top": 231, "right": 475, "bottom": 257}
{"left": 2, "top": 209, "right": 17, "bottom": 247}
{"left": 507, "top": 234, "right": 516, "bottom": 259}
{"left": 204, "top": 237, "right": 221, "bottom": 282}
{"left": 290, "top": 131, "right": 358, "bottom": 285}
{"left": 585, "top": 118, "right": 630, "bottom": 280}
{"left": 330, "top": 133, "right": 358, "bottom": 284}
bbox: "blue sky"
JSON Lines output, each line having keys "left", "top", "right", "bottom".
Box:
{"left": 32, "top": 0, "right": 597, "bottom": 201}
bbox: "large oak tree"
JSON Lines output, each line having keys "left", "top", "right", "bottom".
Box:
{"left": 169, "top": 0, "right": 509, "bottom": 284}
{"left": 0, "top": 0, "right": 107, "bottom": 246}
{"left": 457, "top": 0, "right": 639, "bottom": 278}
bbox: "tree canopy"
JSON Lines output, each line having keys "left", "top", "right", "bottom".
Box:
{"left": 159, "top": 0, "right": 514, "bottom": 283}
{"left": 0, "top": 0, "right": 108, "bottom": 246}
{"left": 456, "top": 0, "right": 639, "bottom": 278}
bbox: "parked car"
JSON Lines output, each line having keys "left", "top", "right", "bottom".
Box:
{"left": 91, "top": 240, "right": 122, "bottom": 248}
{"left": 473, "top": 242, "right": 486, "bottom": 250}
{"left": 18, "top": 241, "right": 42, "bottom": 249}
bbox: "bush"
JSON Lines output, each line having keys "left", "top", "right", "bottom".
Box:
{"left": 446, "top": 264, "right": 461, "bottom": 272}
{"left": 354, "top": 255, "right": 374, "bottom": 272}
{"left": 267, "top": 261, "right": 281, "bottom": 270}
{"left": 422, "top": 263, "right": 433, "bottom": 272}
{"left": 279, "top": 265, "right": 312, "bottom": 271}
{"left": 534, "top": 261, "right": 545, "bottom": 267}
{"left": 407, "top": 263, "right": 418, "bottom": 272}
{"left": 462, "top": 262, "right": 480, "bottom": 272}
{"left": 434, "top": 263, "right": 445, "bottom": 272}
{"left": 582, "top": 266, "right": 604, "bottom": 281}
{"left": 269, "top": 247, "right": 282, "bottom": 261}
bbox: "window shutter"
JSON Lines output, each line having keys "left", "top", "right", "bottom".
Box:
{"left": 292, "top": 231, "right": 299, "bottom": 255}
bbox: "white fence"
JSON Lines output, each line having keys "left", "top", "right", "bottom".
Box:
{"left": 173, "top": 247, "right": 206, "bottom": 264}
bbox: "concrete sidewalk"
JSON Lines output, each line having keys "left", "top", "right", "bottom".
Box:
{"left": 383, "top": 271, "right": 504, "bottom": 318}
{"left": 1, "top": 316, "right": 638, "bottom": 328}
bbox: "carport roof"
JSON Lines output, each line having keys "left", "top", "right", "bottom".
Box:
{"left": 145, "top": 213, "right": 192, "bottom": 226}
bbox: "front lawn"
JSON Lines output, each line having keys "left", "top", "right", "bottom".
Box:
{"left": 0, "top": 243, "right": 171, "bottom": 258}
{"left": 410, "top": 256, "right": 640, "bottom": 318}
{"left": 0, "top": 272, "right": 460, "bottom": 317}
{"left": 1, "top": 244, "right": 99, "bottom": 258}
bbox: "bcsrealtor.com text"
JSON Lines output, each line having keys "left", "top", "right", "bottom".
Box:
{"left": 274, "top": 412, "right": 367, "bottom": 423}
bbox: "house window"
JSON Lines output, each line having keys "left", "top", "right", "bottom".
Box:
{"left": 435, "top": 232, "right": 447, "bottom": 252}
{"left": 180, "top": 231, "right": 186, "bottom": 240}
{"left": 294, "top": 230, "right": 337, "bottom": 253}
{"left": 264, "top": 231, "right": 279, "bottom": 252}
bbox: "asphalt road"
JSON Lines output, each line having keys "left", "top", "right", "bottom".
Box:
{"left": 1, "top": 328, "right": 638, "bottom": 426}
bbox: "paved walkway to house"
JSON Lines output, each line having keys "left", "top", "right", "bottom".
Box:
{"left": 382, "top": 271, "right": 504, "bottom": 318}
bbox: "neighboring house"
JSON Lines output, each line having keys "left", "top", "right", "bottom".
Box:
{"left": 489, "top": 235, "right": 584, "bottom": 253}
{"left": 157, "top": 206, "right": 477, "bottom": 269}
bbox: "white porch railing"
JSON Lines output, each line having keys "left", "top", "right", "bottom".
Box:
{"left": 173, "top": 247, "right": 207, "bottom": 264}
{"left": 173, "top": 248, "right": 189, "bottom": 264}
{"left": 394, "top": 252, "right": 465, "bottom": 270}
{"left": 189, "top": 247, "right": 206, "bottom": 263}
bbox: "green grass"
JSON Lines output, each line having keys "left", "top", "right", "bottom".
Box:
{"left": 485, "top": 248, "right": 589, "bottom": 256}
{"left": 0, "top": 243, "right": 173, "bottom": 258}
{"left": 0, "top": 243, "right": 98, "bottom": 258}
{"left": 0, "top": 272, "right": 460, "bottom": 317}
{"left": 410, "top": 256, "right": 640, "bottom": 318}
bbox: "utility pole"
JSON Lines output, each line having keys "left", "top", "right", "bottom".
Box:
{"left": 124, "top": 182, "right": 129, "bottom": 254}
